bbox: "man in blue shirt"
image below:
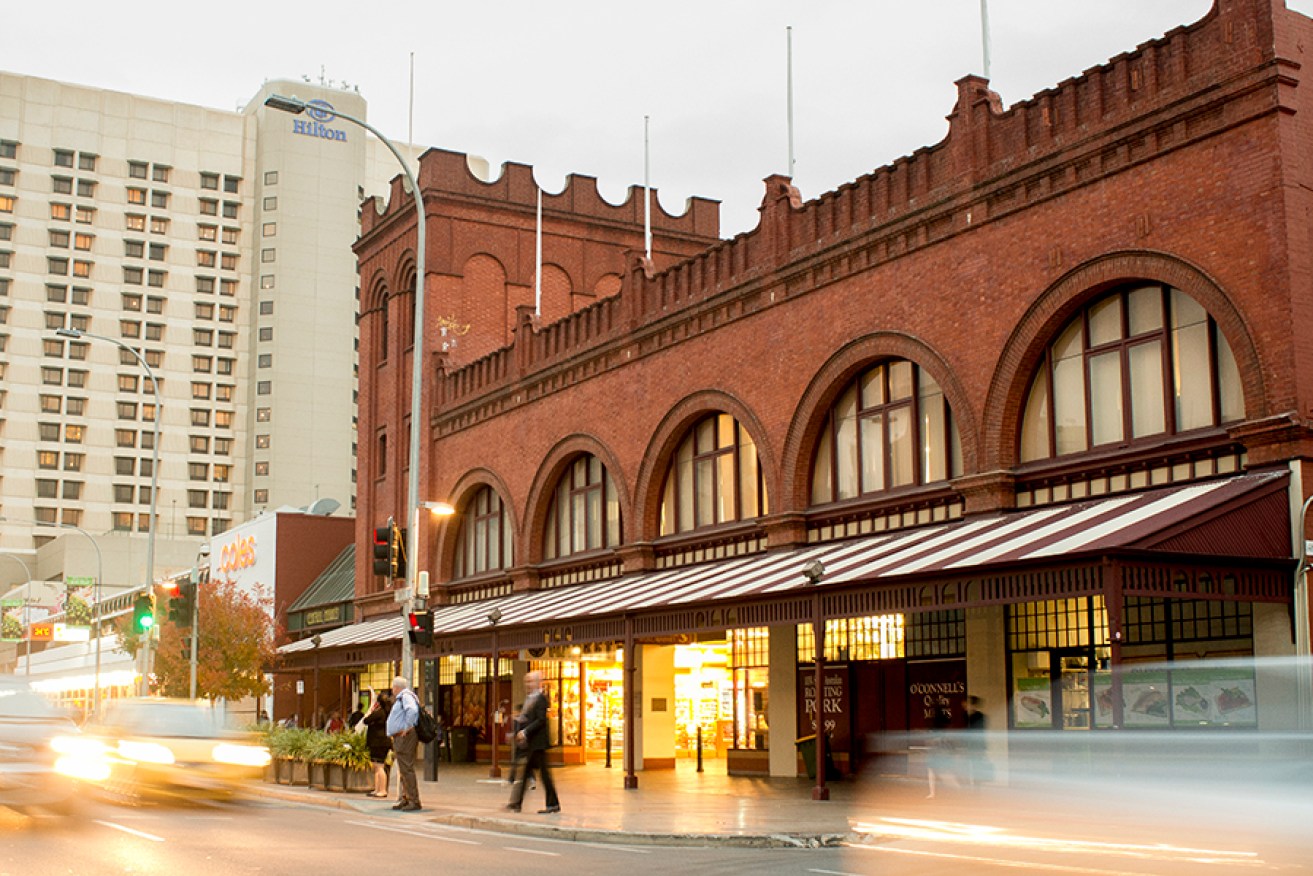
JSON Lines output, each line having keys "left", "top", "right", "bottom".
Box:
{"left": 386, "top": 676, "right": 421, "bottom": 811}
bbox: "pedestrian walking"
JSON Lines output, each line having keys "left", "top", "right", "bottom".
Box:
{"left": 963, "top": 695, "right": 992, "bottom": 786}
{"left": 362, "top": 689, "right": 394, "bottom": 798}
{"left": 506, "top": 671, "right": 559, "bottom": 814}
{"left": 386, "top": 676, "right": 422, "bottom": 811}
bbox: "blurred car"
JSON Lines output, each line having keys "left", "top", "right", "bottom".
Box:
{"left": 0, "top": 676, "right": 91, "bottom": 815}
{"left": 87, "top": 698, "right": 270, "bottom": 800}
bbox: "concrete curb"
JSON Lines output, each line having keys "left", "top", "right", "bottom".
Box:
{"left": 244, "top": 783, "right": 850, "bottom": 848}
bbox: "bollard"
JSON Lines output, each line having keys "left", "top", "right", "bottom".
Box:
{"left": 605, "top": 726, "right": 613, "bottom": 768}
{"left": 696, "top": 726, "right": 704, "bottom": 773}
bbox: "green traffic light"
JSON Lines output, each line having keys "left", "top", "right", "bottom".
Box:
{"left": 139, "top": 616, "right": 154, "bottom": 631}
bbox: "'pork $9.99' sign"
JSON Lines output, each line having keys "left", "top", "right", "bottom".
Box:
{"left": 217, "top": 535, "right": 257, "bottom": 574}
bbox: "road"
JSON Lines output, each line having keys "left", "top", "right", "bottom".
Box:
{"left": 0, "top": 792, "right": 1308, "bottom": 876}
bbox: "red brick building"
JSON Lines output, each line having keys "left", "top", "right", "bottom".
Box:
{"left": 285, "top": 0, "right": 1312, "bottom": 783}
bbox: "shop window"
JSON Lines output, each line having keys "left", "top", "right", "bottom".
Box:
{"left": 730, "top": 628, "right": 771, "bottom": 751}
{"left": 544, "top": 454, "right": 621, "bottom": 560}
{"left": 1019, "top": 284, "right": 1245, "bottom": 462}
{"left": 659, "top": 413, "right": 769, "bottom": 536}
{"left": 453, "top": 486, "right": 514, "bottom": 578}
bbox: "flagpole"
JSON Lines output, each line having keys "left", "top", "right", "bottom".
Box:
{"left": 534, "top": 187, "right": 543, "bottom": 316}
{"left": 643, "top": 115, "right": 652, "bottom": 260}
{"left": 980, "top": 0, "right": 992, "bottom": 80}
{"left": 787, "top": 25, "right": 795, "bottom": 178}
{"left": 408, "top": 52, "right": 415, "bottom": 144}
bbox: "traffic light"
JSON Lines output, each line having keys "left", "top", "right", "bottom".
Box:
{"left": 391, "top": 525, "right": 407, "bottom": 582}
{"left": 372, "top": 523, "right": 391, "bottom": 577}
{"left": 132, "top": 593, "right": 155, "bottom": 634}
{"left": 407, "top": 611, "right": 433, "bottom": 648}
{"left": 168, "top": 580, "right": 197, "bottom": 627}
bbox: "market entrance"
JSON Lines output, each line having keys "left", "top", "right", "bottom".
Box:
{"left": 530, "top": 639, "right": 735, "bottom": 768}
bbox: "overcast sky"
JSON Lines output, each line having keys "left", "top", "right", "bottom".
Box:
{"left": 6, "top": 1, "right": 1310, "bottom": 237}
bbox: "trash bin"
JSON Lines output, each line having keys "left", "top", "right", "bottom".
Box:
{"left": 449, "top": 726, "right": 474, "bottom": 762}
{"left": 795, "top": 734, "right": 817, "bottom": 779}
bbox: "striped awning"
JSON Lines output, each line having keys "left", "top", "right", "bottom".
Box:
{"left": 278, "top": 471, "right": 1288, "bottom": 655}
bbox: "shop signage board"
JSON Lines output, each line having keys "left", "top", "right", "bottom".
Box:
{"left": 906, "top": 661, "right": 967, "bottom": 729}
{"left": 1013, "top": 676, "right": 1054, "bottom": 728}
{"left": 798, "top": 666, "right": 851, "bottom": 750}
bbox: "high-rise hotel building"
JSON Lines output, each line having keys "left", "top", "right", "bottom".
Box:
{"left": 0, "top": 73, "right": 415, "bottom": 569}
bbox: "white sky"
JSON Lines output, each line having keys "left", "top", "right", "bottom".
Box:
{"left": 5, "top": 1, "right": 1311, "bottom": 237}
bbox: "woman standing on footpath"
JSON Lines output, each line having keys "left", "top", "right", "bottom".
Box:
{"left": 362, "top": 689, "right": 395, "bottom": 798}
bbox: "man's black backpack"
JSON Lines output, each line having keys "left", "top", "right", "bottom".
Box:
{"left": 416, "top": 705, "right": 439, "bottom": 744}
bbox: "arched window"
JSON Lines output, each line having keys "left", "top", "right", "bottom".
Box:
{"left": 811, "top": 359, "right": 962, "bottom": 505}
{"left": 453, "top": 486, "right": 514, "bottom": 578}
{"left": 544, "top": 454, "right": 621, "bottom": 560}
{"left": 1020, "top": 283, "right": 1244, "bottom": 462}
{"left": 378, "top": 293, "right": 389, "bottom": 363}
{"left": 659, "top": 414, "right": 769, "bottom": 536}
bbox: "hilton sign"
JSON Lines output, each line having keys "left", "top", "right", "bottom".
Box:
{"left": 290, "top": 99, "right": 346, "bottom": 143}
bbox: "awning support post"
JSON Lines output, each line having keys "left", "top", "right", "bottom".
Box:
{"left": 624, "top": 615, "right": 638, "bottom": 789}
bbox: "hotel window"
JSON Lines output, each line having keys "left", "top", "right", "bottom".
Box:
{"left": 222, "top": 201, "right": 238, "bottom": 219}
{"left": 212, "top": 493, "right": 230, "bottom": 511}
{"left": 148, "top": 243, "right": 166, "bottom": 261}
{"left": 213, "top": 464, "right": 231, "bottom": 483}
{"left": 77, "top": 153, "right": 96, "bottom": 171}
{"left": 193, "top": 329, "right": 213, "bottom": 346}
{"left": 140, "top": 457, "right": 154, "bottom": 477}
{"left": 220, "top": 253, "right": 238, "bottom": 271}
{"left": 40, "top": 395, "right": 61, "bottom": 414}
{"left": 191, "top": 382, "right": 211, "bottom": 400}
{"left": 117, "top": 401, "right": 137, "bottom": 419}
{"left": 44, "top": 311, "right": 66, "bottom": 330}
{"left": 659, "top": 413, "right": 769, "bottom": 535}
{"left": 258, "top": 327, "right": 273, "bottom": 342}
{"left": 152, "top": 165, "right": 170, "bottom": 183}
{"left": 189, "top": 463, "right": 209, "bottom": 481}
{"left": 125, "top": 213, "right": 146, "bottom": 231}
{"left": 43, "top": 339, "right": 64, "bottom": 357}
{"left": 36, "top": 479, "right": 58, "bottom": 499}
{"left": 217, "top": 332, "right": 234, "bottom": 349}
{"left": 185, "top": 517, "right": 206, "bottom": 536}
{"left": 145, "top": 323, "right": 163, "bottom": 342}
{"left": 264, "top": 171, "right": 278, "bottom": 185}
{"left": 544, "top": 454, "right": 621, "bottom": 560}
{"left": 188, "top": 490, "right": 207, "bottom": 509}
{"left": 262, "top": 222, "right": 276, "bottom": 237}
{"left": 221, "top": 226, "right": 239, "bottom": 245}
{"left": 53, "top": 149, "right": 74, "bottom": 167}
{"left": 255, "top": 434, "right": 270, "bottom": 449}
{"left": 113, "top": 512, "right": 134, "bottom": 532}
{"left": 0, "top": 194, "right": 15, "bottom": 213}
{"left": 263, "top": 196, "right": 277, "bottom": 211}
{"left": 151, "top": 190, "right": 168, "bottom": 209}
{"left": 147, "top": 270, "right": 165, "bottom": 287}
{"left": 199, "top": 198, "right": 218, "bottom": 216}
{"left": 256, "top": 407, "right": 271, "bottom": 423}
{"left": 0, "top": 250, "right": 9, "bottom": 268}
{"left": 196, "top": 276, "right": 215, "bottom": 294}
{"left": 115, "top": 429, "right": 137, "bottom": 448}
{"left": 1019, "top": 283, "right": 1246, "bottom": 461}
{"left": 123, "top": 266, "right": 144, "bottom": 285}
{"left": 62, "top": 481, "right": 83, "bottom": 500}
{"left": 41, "top": 367, "right": 62, "bottom": 385}
{"left": 71, "top": 286, "right": 89, "bottom": 305}
{"left": 453, "top": 486, "right": 515, "bottom": 578}
{"left": 61, "top": 508, "right": 81, "bottom": 527}
{"left": 257, "top": 381, "right": 271, "bottom": 395}
{"left": 255, "top": 461, "right": 270, "bottom": 476}
{"left": 200, "top": 172, "right": 219, "bottom": 190}
{"left": 214, "top": 437, "right": 232, "bottom": 454}
{"left": 118, "top": 374, "right": 139, "bottom": 392}
{"left": 259, "top": 275, "right": 275, "bottom": 291}
{"left": 65, "top": 396, "right": 86, "bottom": 415}
{"left": 122, "top": 293, "right": 142, "bottom": 311}
{"left": 195, "top": 303, "right": 214, "bottom": 320}
{"left": 67, "top": 370, "right": 87, "bottom": 388}
{"left": 215, "top": 384, "right": 233, "bottom": 402}
{"left": 190, "top": 435, "right": 210, "bottom": 454}
{"left": 217, "top": 357, "right": 235, "bottom": 375}
{"left": 197, "top": 250, "right": 216, "bottom": 268}
{"left": 190, "top": 409, "right": 210, "bottom": 427}
{"left": 198, "top": 224, "right": 217, "bottom": 242}
{"left": 74, "top": 232, "right": 93, "bottom": 251}
{"left": 72, "top": 260, "right": 90, "bottom": 278}
{"left": 48, "top": 257, "right": 69, "bottom": 275}
{"left": 38, "top": 451, "right": 59, "bottom": 469}
{"left": 218, "top": 305, "right": 235, "bottom": 322}
{"left": 220, "top": 279, "right": 237, "bottom": 297}
{"left": 39, "top": 422, "right": 61, "bottom": 441}
{"left": 53, "top": 176, "right": 73, "bottom": 195}
{"left": 128, "top": 161, "right": 148, "bottom": 180}
{"left": 150, "top": 217, "right": 168, "bottom": 234}
{"left": 50, "top": 229, "right": 71, "bottom": 248}
{"left": 127, "top": 187, "right": 146, "bottom": 205}
{"left": 115, "top": 457, "right": 135, "bottom": 476}
{"left": 76, "top": 179, "right": 96, "bottom": 198}
{"left": 0, "top": 222, "right": 12, "bottom": 241}
{"left": 67, "top": 342, "right": 88, "bottom": 360}
{"left": 259, "top": 300, "right": 274, "bottom": 315}
{"left": 143, "top": 350, "right": 162, "bottom": 368}
{"left": 223, "top": 175, "right": 240, "bottom": 193}
{"left": 49, "top": 202, "right": 69, "bottom": 220}
{"left": 64, "top": 425, "right": 84, "bottom": 444}
{"left": 192, "top": 355, "right": 212, "bottom": 372}
{"left": 215, "top": 410, "right": 233, "bottom": 428}
{"left": 63, "top": 453, "right": 84, "bottom": 472}
{"left": 261, "top": 248, "right": 275, "bottom": 263}
{"left": 73, "top": 206, "right": 93, "bottom": 224}
{"left": 0, "top": 169, "right": 13, "bottom": 186}
{"left": 35, "top": 507, "right": 58, "bottom": 525}
{"left": 253, "top": 489, "right": 269, "bottom": 505}
{"left": 0, "top": 141, "right": 15, "bottom": 159}
{"left": 258, "top": 354, "right": 271, "bottom": 368}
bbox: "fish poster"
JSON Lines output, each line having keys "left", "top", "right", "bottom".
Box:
{"left": 1013, "top": 676, "right": 1053, "bottom": 728}
{"left": 1168, "top": 667, "right": 1257, "bottom": 727}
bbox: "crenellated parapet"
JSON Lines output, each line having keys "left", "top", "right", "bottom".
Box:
{"left": 431, "top": 0, "right": 1297, "bottom": 424}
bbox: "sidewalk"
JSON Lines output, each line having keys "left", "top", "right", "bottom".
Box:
{"left": 246, "top": 758, "right": 1049, "bottom": 848}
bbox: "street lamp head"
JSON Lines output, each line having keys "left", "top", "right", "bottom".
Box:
{"left": 423, "top": 501, "right": 456, "bottom": 517}
{"left": 487, "top": 607, "right": 503, "bottom": 626}
{"left": 264, "top": 94, "right": 308, "bottom": 115}
{"left": 54, "top": 327, "right": 84, "bottom": 339}
{"left": 803, "top": 560, "right": 826, "bottom": 585}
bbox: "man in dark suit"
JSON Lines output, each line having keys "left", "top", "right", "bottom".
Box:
{"left": 506, "top": 670, "right": 560, "bottom": 814}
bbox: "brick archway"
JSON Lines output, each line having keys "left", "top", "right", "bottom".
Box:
{"left": 521, "top": 434, "right": 632, "bottom": 566}
{"left": 434, "top": 468, "right": 518, "bottom": 585}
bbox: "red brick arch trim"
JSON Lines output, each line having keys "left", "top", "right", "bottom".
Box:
{"left": 521, "top": 434, "right": 633, "bottom": 566}
{"left": 394, "top": 252, "right": 418, "bottom": 299}
{"left": 433, "top": 468, "right": 519, "bottom": 583}
{"left": 979, "top": 250, "right": 1266, "bottom": 470}
{"left": 631, "top": 390, "right": 777, "bottom": 543}
{"left": 363, "top": 270, "right": 389, "bottom": 316}
{"left": 779, "top": 332, "right": 979, "bottom": 512}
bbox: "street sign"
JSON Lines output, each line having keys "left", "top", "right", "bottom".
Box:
{"left": 29, "top": 623, "right": 54, "bottom": 642}
{"left": 296, "top": 680, "right": 304, "bottom": 695}
{"left": 393, "top": 586, "right": 412, "bottom": 604}
{"left": 53, "top": 623, "right": 90, "bottom": 642}
{"left": 65, "top": 576, "right": 95, "bottom": 588}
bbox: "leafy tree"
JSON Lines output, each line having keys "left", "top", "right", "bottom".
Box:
{"left": 1, "top": 611, "right": 21, "bottom": 641}
{"left": 64, "top": 594, "right": 92, "bottom": 627}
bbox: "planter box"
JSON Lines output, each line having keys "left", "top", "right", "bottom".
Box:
{"left": 274, "top": 757, "right": 296, "bottom": 784}
{"left": 309, "top": 761, "right": 329, "bottom": 790}
{"left": 290, "top": 759, "right": 309, "bottom": 786}
{"left": 325, "top": 763, "right": 345, "bottom": 791}
{"left": 344, "top": 767, "right": 373, "bottom": 793}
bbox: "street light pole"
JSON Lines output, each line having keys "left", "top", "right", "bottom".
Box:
{"left": 55, "top": 328, "right": 160, "bottom": 696}
{"left": 265, "top": 94, "right": 426, "bottom": 685}
{"left": 488, "top": 607, "right": 503, "bottom": 779}
{"left": 0, "top": 553, "right": 34, "bottom": 676}
{"left": 1292, "top": 494, "right": 1313, "bottom": 733}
